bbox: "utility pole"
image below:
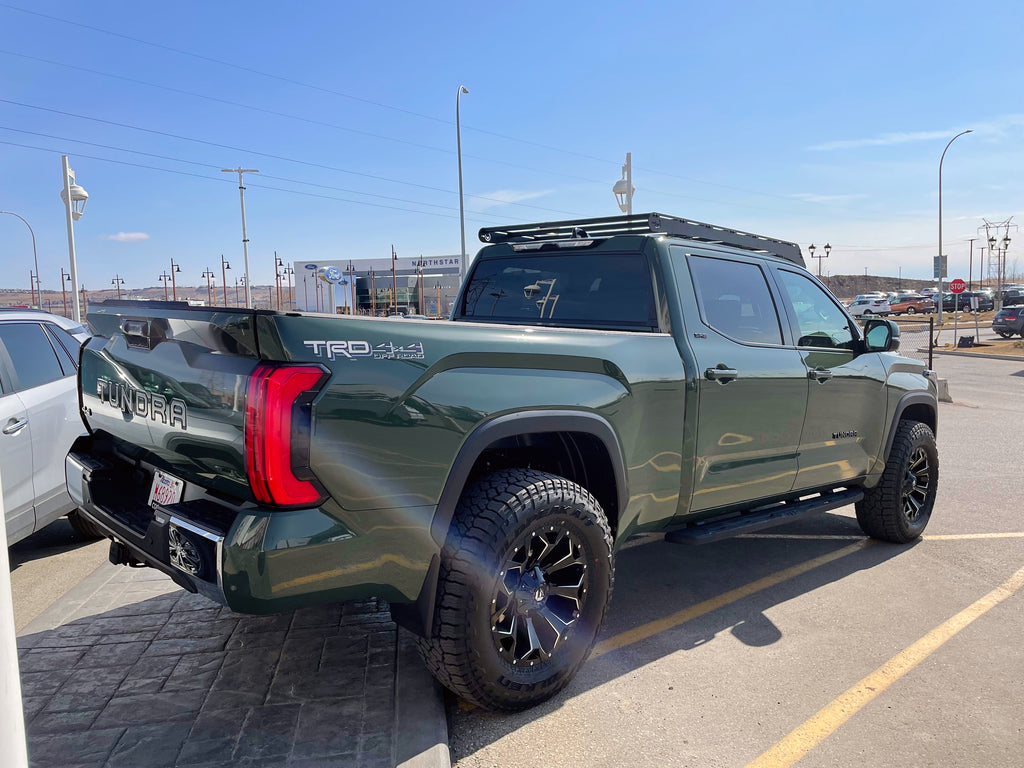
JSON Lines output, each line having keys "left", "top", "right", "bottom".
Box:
{"left": 222, "top": 167, "right": 259, "bottom": 308}
{"left": 967, "top": 238, "right": 976, "bottom": 291}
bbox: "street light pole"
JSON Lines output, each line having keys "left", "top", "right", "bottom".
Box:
{"left": 807, "top": 242, "right": 831, "bottom": 280}
{"left": 221, "top": 255, "right": 231, "bottom": 307}
{"left": 222, "top": 168, "right": 259, "bottom": 308}
{"left": 391, "top": 245, "right": 398, "bottom": 313}
{"left": 59, "top": 156, "right": 89, "bottom": 323}
{"left": 170, "top": 258, "right": 181, "bottom": 301}
{"left": 937, "top": 129, "right": 972, "bottom": 327}
{"left": 111, "top": 275, "right": 124, "bottom": 300}
{"left": 1, "top": 211, "right": 39, "bottom": 307}
{"left": 284, "top": 266, "right": 294, "bottom": 310}
{"left": 60, "top": 268, "right": 70, "bottom": 317}
{"left": 202, "top": 269, "right": 215, "bottom": 306}
{"left": 274, "top": 252, "right": 283, "bottom": 310}
{"left": 456, "top": 85, "right": 469, "bottom": 286}
{"left": 158, "top": 271, "right": 171, "bottom": 301}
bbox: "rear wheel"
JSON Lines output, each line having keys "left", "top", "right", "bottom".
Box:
{"left": 856, "top": 421, "right": 937, "bottom": 543}
{"left": 997, "top": 331, "right": 1012, "bottom": 339}
{"left": 417, "top": 468, "right": 613, "bottom": 711}
{"left": 906, "top": 306, "right": 916, "bottom": 315}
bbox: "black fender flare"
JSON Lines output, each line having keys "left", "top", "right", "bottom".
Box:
{"left": 882, "top": 392, "right": 938, "bottom": 463}
{"left": 429, "top": 409, "right": 628, "bottom": 547}
{"left": 391, "top": 410, "right": 627, "bottom": 638}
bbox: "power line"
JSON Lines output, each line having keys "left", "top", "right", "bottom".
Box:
{"left": 0, "top": 4, "right": 836, "bottom": 209}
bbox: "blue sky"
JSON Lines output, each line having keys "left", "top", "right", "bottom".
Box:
{"left": 1, "top": 0, "right": 1022, "bottom": 296}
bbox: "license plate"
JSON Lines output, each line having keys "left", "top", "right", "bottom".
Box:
{"left": 148, "top": 470, "right": 185, "bottom": 508}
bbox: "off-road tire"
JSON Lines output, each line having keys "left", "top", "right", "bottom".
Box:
{"left": 855, "top": 420, "right": 937, "bottom": 543}
{"left": 67, "top": 509, "right": 106, "bottom": 540}
{"left": 416, "top": 468, "right": 613, "bottom": 711}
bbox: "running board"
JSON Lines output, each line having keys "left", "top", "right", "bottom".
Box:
{"left": 664, "top": 488, "right": 864, "bottom": 545}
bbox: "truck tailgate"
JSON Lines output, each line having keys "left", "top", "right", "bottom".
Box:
{"left": 79, "top": 302, "right": 267, "bottom": 502}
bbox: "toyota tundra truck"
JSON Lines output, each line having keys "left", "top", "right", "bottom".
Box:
{"left": 67, "top": 213, "right": 939, "bottom": 711}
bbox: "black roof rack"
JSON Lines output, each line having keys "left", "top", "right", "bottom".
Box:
{"left": 479, "top": 212, "right": 805, "bottom": 266}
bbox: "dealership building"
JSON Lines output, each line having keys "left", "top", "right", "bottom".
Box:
{"left": 291, "top": 254, "right": 462, "bottom": 316}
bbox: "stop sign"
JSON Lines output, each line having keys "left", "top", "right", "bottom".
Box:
{"left": 950, "top": 278, "right": 966, "bottom": 294}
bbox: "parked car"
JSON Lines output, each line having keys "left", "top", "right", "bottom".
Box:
{"left": 919, "top": 288, "right": 939, "bottom": 297}
{"left": 847, "top": 297, "right": 891, "bottom": 317}
{"left": 1, "top": 310, "right": 101, "bottom": 544}
{"left": 1000, "top": 288, "right": 1024, "bottom": 306}
{"left": 939, "top": 291, "right": 993, "bottom": 313}
{"left": 889, "top": 294, "right": 934, "bottom": 315}
{"left": 992, "top": 306, "right": 1024, "bottom": 338}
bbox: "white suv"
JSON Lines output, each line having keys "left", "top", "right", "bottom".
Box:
{"left": 0, "top": 309, "right": 99, "bottom": 544}
{"left": 847, "top": 297, "right": 891, "bottom": 317}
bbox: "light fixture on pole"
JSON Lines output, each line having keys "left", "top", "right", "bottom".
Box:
{"left": 61, "top": 268, "right": 71, "bottom": 317}
{"left": 59, "top": 156, "right": 89, "bottom": 323}
{"left": 284, "top": 265, "right": 294, "bottom": 310}
{"left": 221, "top": 255, "right": 231, "bottom": 307}
{"left": 111, "top": 275, "right": 124, "bottom": 300}
{"left": 937, "top": 129, "right": 972, "bottom": 326}
{"left": 456, "top": 85, "right": 469, "bottom": 286}
{"left": 391, "top": 245, "right": 398, "bottom": 313}
{"left": 222, "top": 167, "right": 259, "bottom": 308}
{"left": 807, "top": 242, "right": 831, "bottom": 279}
{"left": 158, "top": 271, "right": 171, "bottom": 301}
{"left": 170, "top": 258, "right": 181, "bottom": 301}
{"left": 1, "top": 210, "right": 39, "bottom": 308}
{"left": 613, "top": 153, "right": 635, "bottom": 215}
{"left": 274, "top": 252, "right": 283, "bottom": 310}
{"left": 202, "top": 268, "right": 216, "bottom": 306}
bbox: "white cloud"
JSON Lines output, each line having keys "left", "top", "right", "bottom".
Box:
{"left": 807, "top": 130, "right": 955, "bottom": 152}
{"left": 789, "top": 192, "right": 868, "bottom": 204}
{"left": 103, "top": 232, "right": 150, "bottom": 242}
{"left": 471, "top": 189, "right": 553, "bottom": 209}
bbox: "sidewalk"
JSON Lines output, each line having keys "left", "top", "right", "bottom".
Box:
{"left": 16, "top": 561, "right": 449, "bottom": 768}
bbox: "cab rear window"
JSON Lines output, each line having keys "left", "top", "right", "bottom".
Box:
{"left": 460, "top": 252, "right": 658, "bottom": 331}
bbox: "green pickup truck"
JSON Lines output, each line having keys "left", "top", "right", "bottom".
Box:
{"left": 67, "top": 213, "right": 938, "bottom": 711}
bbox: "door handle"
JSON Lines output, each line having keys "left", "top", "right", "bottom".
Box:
{"left": 705, "top": 364, "right": 738, "bottom": 383}
{"left": 3, "top": 417, "right": 28, "bottom": 435}
{"left": 808, "top": 368, "right": 833, "bottom": 383}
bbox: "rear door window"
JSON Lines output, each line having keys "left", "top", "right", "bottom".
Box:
{"left": 0, "top": 322, "right": 68, "bottom": 391}
{"left": 461, "top": 252, "right": 658, "bottom": 330}
{"left": 687, "top": 255, "right": 783, "bottom": 345}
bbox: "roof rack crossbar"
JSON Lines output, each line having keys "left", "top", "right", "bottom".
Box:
{"left": 479, "top": 212, "right": 805, "bottom": 266}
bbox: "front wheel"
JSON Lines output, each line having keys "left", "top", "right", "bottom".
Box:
{"left": 906, "top": 306, "right": 917, "bottom": 315}
{"left": 417, "top": 469, "right": 613, "bottom": 711}
{"left": 856, "top": 421, "right": 938, "bottom": 543}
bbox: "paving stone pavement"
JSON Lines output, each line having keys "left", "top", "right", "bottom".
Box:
{"left": 16, "top": 561, "right": 450, "bottom": 768}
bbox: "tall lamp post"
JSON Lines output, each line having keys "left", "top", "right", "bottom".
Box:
{"left": 937, "top": 130, "right": 972, "bottom": 326}
{"left": 456, "top": 85, "right": 469, "bottom": 286}
{"left": 222, "top": 168, "right": 259, "bottom": 308}
{"left": 220, "top": 255, "right": 231, "bottom": 307}
{"left": 202, "top": 269, "right": 216, "bottom": 307}
{"left": 807, "top": 242, "right": 831, "bottom": 280}
{"left": 158, "top": 271, "right": 171, "bottom": 301}
{"left": 613, "top": 153, "right": 635, "bottom": 215}
{"left": 274, "top": 252, "right": 283, "bottom": 310}
{"left": 59, "top": 156, "right": 89, "bottom": 323}
{"left": 111, "top": 275, "right": 124, "bottom": 300}
{"left": 169, "top": 258, "right": 181, "bottom": 301}
{"left": 60, "top": 268, "right": 71, "bottom": 317}
{"left": 1, "top": 211, "right": 39, "bottom": 307}
{"left": 283, "top": 266, "right": 294, "bottom": 310}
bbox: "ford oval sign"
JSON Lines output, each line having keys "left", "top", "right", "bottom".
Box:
{"left": 318, "top": 266, "right": 343, "bottom": 284}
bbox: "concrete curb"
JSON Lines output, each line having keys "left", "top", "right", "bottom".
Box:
{"left": 932, "top": 349, "right": 1024, "bottom": 363}
{"left": 394, "top": 628, "right": 451, "bottom": 768}
{"left": 19, "top": 558, "right": 120, "bottom": 636}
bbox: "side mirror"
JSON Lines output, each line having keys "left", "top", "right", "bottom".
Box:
{"left": 863, "top": 318, "right": 900, "bottom": 352}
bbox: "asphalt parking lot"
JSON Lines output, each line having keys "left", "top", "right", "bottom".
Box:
{"left": 448, "top": 354, "right": 1024, "bottom": 767}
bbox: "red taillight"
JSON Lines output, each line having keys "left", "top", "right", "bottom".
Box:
{"left": 245, "top": 364, "right": 328, "bottom": 507}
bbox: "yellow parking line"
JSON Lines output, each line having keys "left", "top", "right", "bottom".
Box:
{"left": 745, "top": 563, "right": 1024, "bottom": 768}
{"left": 591, "top": 541, "right": 870, "bottom": 660}
{"left": 738, "top": 532, "right": 1024, "bottom": 541}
